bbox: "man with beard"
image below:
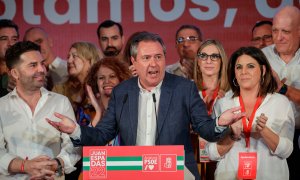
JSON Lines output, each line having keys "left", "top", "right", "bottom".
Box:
{"left": 23, "top": 27, "right": 68, "bottom": 86}
{"left": 166, "top": 25, "right": 202, "bottom": 79}
{"left": 0, "top": 41, "right": 81, "bottom": 179}
{"left": 97, "top": 20, "right": 124, "bottom": 59}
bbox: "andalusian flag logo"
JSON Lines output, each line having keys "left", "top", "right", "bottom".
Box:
{"left": 83, "top": 146, "right": 184, "bottom": 179}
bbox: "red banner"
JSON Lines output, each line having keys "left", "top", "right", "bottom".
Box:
{"left": 2, "top": 0, "right": 299, "bottom": 64}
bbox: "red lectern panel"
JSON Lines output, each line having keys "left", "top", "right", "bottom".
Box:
{"left": 82, "top": 145, "right": 184, "bottom": 180}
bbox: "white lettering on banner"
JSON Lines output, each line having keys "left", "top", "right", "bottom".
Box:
{"left": 110, "top": 0, "right": 122, "bottom": 22}
{"left": 24, "top": 0, "right": 40, "bottom": 24}
{"left": 255, "top": 0, "right": 293, "bottom": 18}
{"left": 87, "top": 0, "right": 98, "bottom": 23}
{"left": 0, "top": 0, "right": 16, "bottom": 20}
{"left": 0, "top": 0, "right": 297, "bottom": 26}
{"left": 150, "top": 0, "right": 185, "bottom": 22}
{"left": 190, "top": 0, "right": 219, "bottom": 20}
{"left": 44, "top": 0, "right": 80, "bottom": 24}
{"left": 224, "top": 8, "right": 237, "bottom": 28}
{"left": 134, "top": 0, "right": 145, "bottom": 22}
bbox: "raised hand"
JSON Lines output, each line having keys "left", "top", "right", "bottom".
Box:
{"left": 218, "top": 106, "right": 245, "bottom": 126}
{"left": 256, "top": 113, "right": 268, "bottom": 133}
{"left": 46, "top": 112, "right": 76, "bottom": 134}
{"left": 86, "top": 84, "right": 104, "bottom": 127}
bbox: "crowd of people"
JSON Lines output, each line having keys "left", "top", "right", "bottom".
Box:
{"left": 0, "top": 5, "right": 299, "bottom": 180}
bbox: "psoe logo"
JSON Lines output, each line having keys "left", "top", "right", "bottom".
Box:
{"left": 143, "top": 154, "right": 160, "bottom": 172}
{"left": 89, "top": 149, "right": 107, "bottom": 178}
{"left": 161, "top": 154, "right": 177, "bottom": 172}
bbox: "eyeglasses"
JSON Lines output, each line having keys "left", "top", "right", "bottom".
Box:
{"left": 176, "top": 36, "right": 199, "bottom": 44}
{"left": 197, "top": 53, "right": 221, "bottom": 61}
{"left": 251, "top": 35, "right": 272, "bottom": 44}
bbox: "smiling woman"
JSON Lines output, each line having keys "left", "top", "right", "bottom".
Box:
{"left": 85, "top": 57, "right": 131, "bottom": 127}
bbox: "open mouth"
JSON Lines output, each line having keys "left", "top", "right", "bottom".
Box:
{"left": 148, "top": 70, "right": 159, "bottom": 76}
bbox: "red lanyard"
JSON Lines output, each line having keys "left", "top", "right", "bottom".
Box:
{"left": 202, "top": 86, "right": 219, "bottom": 115}
{"left": 239, "top": 96, "right": 262, "bottom": 148}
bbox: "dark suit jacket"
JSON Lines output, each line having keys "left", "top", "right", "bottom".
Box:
{"left": 73, "top": 72, "right": 229, "bottom": 179}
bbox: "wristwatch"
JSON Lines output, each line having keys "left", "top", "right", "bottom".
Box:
{"left": 53, "top": 158, "right": 63, "bottom": 177}
{"left": 279, "top": 83, "right": 288, "bottom": 95}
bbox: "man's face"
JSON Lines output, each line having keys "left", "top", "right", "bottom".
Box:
{"left": 252, "top": 24, "right": 273, "bottom": 49}
{"left": 24, "top": 29, "right": 53, "bottom": 66}
{"left": 12, "top": 51, "right": 46, "bottom": 91}
{"left": 131, "top": 41, "right": 166, "bottom": 91}
{"left": 98, "top": 25, "right": 124, "bottom": 57}
{"left": 176, "top": 28, "right": 201, "bottom": 60}
{"left": 272, "top": 14, "right": 300, "bottom": 56}
{"left": 0, "top": 27, "right": 18, "bottom": 59}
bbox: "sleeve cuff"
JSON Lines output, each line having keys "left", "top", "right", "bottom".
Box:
{"left": 272, "top": 136, "right": 293, "bottom": 159}
{"left": 70, "top": 124, "right": 81, "bottom": 140}
{"left": 206, "top": 142, "right": 222, "bottom": 161}
{"left": 215, "top": 116, "right": 227, "bottom": 133}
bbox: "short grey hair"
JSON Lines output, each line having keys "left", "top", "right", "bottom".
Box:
{"left": 130, "top": 31, "right": 166, "bottom": 59}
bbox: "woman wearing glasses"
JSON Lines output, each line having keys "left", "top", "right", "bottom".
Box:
{"left": 193, "top": 39, "right": 230, "bottom": 179}
{"left": 206, "top": 47, "right": 294, "bottom": 180}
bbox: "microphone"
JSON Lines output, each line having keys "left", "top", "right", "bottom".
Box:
{"left": 152, "top": 93, "right": 160, "bottom": 145}
{"left": 115, "top": 94, "right": 128, "bottom": 145}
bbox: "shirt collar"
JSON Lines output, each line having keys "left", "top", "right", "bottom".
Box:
{"left": 272, "top": 45, "right": 300, "bottom": 62}
{"left": 138, "top": 78, "right": 163, "bottom": 94}
{"left": 9, "top": 87, "right": 51, "bottom": 98}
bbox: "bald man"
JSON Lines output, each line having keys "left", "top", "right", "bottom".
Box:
{"left": 262, "top": 6, "right": 300, "bottom": 180}
{"left": 24, "top": 27, "right": 68, "bottom": 85}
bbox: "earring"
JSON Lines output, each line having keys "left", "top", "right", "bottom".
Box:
{"left": 261, "top": 76, "right": 264, "bottom": 85}
{"left": 233, "top": 78, "right": 239, "bottom": 87}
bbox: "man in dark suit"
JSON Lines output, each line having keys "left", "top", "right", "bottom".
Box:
{"left": 48, "top": 32, "right": 243, "bottom": 180}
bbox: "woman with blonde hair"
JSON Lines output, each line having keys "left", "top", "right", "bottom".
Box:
{"left": 193, "top": 39, "right": 230, "bottom": 179}
{"left": 194, "top": 39, "right": 230, "bottom": 112}
{"left": 53, "top": 42, "right": 100, "bottom": 126}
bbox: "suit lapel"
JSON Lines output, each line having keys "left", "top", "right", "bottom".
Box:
{"left": 128, "top": 78, "right": 139, "bottom": 145}
{"left": 157, "top": 73, "right": 173, "bottom": 138}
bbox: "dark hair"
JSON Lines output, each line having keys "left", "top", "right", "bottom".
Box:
{"left": 251, "top": 20, "right": 272, "bottom": 34}
{"left": 5, "top": 41, "right": 40, "bottom": 70}
{"left": 96, "top": 20, "right": 123, "bottom": 39}
{"left": 228, "top": 46, "right": 277, "bottom": 97}
{"left": 0, "top": 19, "right": 19, "bottom": 37}
{"left": 86, "top": 57, "right": 131, "bottom": 94}
{"left": 175, "top": 24, "right": 203, "bottom": 42}
{"left": 130, "top": 32, "right": 166, "bottom": 59}
{"left": 123, "top": 31, "right": 143, "bottom": 65}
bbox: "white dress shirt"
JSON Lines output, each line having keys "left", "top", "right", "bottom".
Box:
{"left": 135, "top": 79, "right": 162, "bottom": 145}
{"left": 0, "top": 87, "right": 81, "bottom": 179}
{"left": 206, "top": 93, "right": 294, "bottom": 180}
{"left": 262, "top": 45, "right": 300, "bottom": 129}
